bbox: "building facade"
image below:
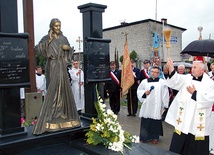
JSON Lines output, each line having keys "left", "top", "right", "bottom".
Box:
{"left": 103, "top": 19, "right": 186, "bottom": 68}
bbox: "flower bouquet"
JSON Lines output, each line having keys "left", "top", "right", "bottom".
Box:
{"left": 85, "top": 86, "right": 139, "bottom": 154}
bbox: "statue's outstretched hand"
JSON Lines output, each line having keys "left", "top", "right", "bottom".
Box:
{"left": 61, "top": 45, "right": 70, "bottom": 51}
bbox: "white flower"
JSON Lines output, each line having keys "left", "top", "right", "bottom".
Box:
{"left": 129, "top": 135, "right": 140, "bottom": 143}
{"left": 86, "top": 87, "right": 140, "bottom": 154}
{"left": 103, "top": 113, "right": 107, "bottom": 117}
{"left": 104, "top": 118, "right": 111, "bottom": 124}
{"left": 119, "top": 130, "right": 125, "bottom": 142}
{"left": 108, "top": 142, "right": 124, "bottom": 152}
{"left": 99, "top": 102, "right": 106, "bottom": 112}
{"left": 96, "top": 123, "right": 104, "bottom": 131}
{"left": 117, "top": 124, "right": 122, "bottom": 130}
{"left": 112, "top": 114, "right": 117, "bottom": 120}
{"left": 106, "top": 109, "right": 114, "bottom": 115}
{"left": 109, "top": 125, "right": 119, "bottom": 133}
{"left": 99, "top": 98, "right": 103, "bottom": 103}
{"left": 99, "top": 102, "right": 106, "bottom": 109}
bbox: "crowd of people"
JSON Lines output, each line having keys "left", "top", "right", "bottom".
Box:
{"left": 18, "top": 17, "right": 214, "bottom": 154}
{"left": 105, "top": 58, "right": 214, "bottom": 155}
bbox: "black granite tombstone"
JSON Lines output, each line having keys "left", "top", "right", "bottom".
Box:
{"left": 0, "top": 0, "right": 18, "bottom": 33}
{"left": 0, "top": 0, "right": 29, "bottom": 139}
{"left": 78, "top": 3, "right": 111, "bottom": 118}
{"left": 0, "top": 33, "right": 30, "bottom": 87}
{"left": 0, "top": 33, "right": 29, "bottom": 138}
{"left": 86, "top": 37, "right": 111, "bottom": 82}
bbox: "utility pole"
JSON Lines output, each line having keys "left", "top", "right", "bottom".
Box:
{"left": 23, "top": 0, "right": 36, "bottom": 92}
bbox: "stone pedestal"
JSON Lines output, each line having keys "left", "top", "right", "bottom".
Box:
{"left": 25, "top": 92, "right": 43, "bottom": 122}
{"left": 78, "top": 3, "right": 109, "bottom": 118}
{"left": 0, "top": 88, "right": 26, "bottom": 139}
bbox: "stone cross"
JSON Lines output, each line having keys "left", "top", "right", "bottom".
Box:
{"left": 76, "top": 36, "right": 83, "bottom": 52}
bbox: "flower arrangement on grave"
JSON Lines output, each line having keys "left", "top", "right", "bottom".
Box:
{"left": 85, "top": 86, "right": 139, "bottom": 154}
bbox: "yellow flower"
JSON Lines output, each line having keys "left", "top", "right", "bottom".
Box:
{"left": 102, "top": 130, "right": 110, "bottom": 138}
{"left": 90, "top": 124, "right": 96, "bottom": 131}
{"left": 111, "top": 136, "right": 119, "bottom": 142}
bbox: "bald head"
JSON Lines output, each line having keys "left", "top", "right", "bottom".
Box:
{"left": 191, "top": 61, "right": 205, "bottom": 77}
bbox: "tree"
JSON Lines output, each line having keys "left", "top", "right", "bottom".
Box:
{"left": 130, "top": 50, "right": 138, "bottom": 61}
{"left": 120, "top": 50, "right": 138, "bottom": 63}
{"left": 120, "top": 55, "right": 123, "bottom": 63}
{"left": 36, "top": 54, "right": 46, "bottom": 69}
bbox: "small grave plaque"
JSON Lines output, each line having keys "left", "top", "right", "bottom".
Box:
{"left": 86, "top": 37, "right": 111, "bottom": 83}
{"left": 0, "top": 33, "right": 30, "bottom": 88}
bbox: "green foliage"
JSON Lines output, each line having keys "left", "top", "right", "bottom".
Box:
{"left": 36, "top": 54, "right": 46, "bottom": 68}
{"left": 130, "top": 50, "right": 137, "bottom": 61}
{"left": 22, "top": 120, "right": 32, "bottom": 127}
{"left": 120, "top": 55, "right": 123, "bottom": 63}
{"left": 119, "top": 50, "right": 138, "bottom": 63}
{"left": 124, "top": 132, "right": 132, "bottom": 143}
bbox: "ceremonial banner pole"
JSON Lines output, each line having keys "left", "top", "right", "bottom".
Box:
{"left": 124, "top": 33, "right": 133, "bottom": 115}
{"left": 163, "top": 29, "right": 172, "bottom": 58}
{"left": 121, "top": 32, "right": 134, "bottom": 115}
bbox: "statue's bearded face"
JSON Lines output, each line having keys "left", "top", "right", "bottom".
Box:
{"left": 53, "top": 22, "right": 61, "bottom": 35}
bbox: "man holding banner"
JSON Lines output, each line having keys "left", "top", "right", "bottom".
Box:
{"left": 121, "top": 34, "right": 140, "bottom": 117}
{"left": 126, "top": 60, "right": 140, "bottom": 117}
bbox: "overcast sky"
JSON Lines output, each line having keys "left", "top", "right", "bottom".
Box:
{"left": 18, "top": 0, "right": 214, "bottom": 52}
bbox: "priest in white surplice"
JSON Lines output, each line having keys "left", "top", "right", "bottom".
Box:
{"left": 137, "top": 66, "right": 169, "bottom": 144}
{"left": 69, "top": 60, "right": 85, "bottom": 115}
{"left": 165, "top": 58, "right": 214, "bottom": 155}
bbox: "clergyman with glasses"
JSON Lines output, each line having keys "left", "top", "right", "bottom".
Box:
{"left": 137, "top": 66, "right": 169, "bottom": 144}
